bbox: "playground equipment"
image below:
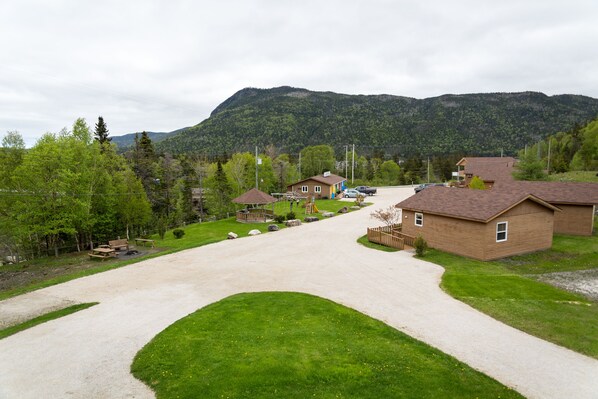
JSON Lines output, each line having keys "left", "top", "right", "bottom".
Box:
{"left": 305, "top": 196, "right": 319, "bottom": 215}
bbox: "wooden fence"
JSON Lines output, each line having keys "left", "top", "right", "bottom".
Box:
{"left": 366, "top": 224, "right": 416, "bottom": 250}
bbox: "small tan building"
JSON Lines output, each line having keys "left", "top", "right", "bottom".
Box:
{"left": 504, "top": 181, "right": 598, "bottom": 236}
{"left": 287, "top": 172, "right": 346, "bottom": 199}
{"left": 395, "top": 187, "right": 559, "bottom": 261}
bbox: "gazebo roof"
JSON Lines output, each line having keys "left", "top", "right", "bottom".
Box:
{"left": 232, "top": 188, "right": 278, "bottom": 205}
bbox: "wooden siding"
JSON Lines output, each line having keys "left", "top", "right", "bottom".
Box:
{"left": 552, "top": 204, "right": 594, "bottom": 236}
{"left": 401, "top": 199, "right": 555, "bottom": 261}
{"left": 287, "top": 178, "right": 345, "bottom": 199}
{"left": 483, "top": 200, "right": 554, "bottom": 260}
{"left": 402, "top": 210, "right": 487, "bottom": 260}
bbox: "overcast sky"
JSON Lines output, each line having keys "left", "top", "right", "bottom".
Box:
{"left": 2, "top": 0, "right": 597, "bottom": 146}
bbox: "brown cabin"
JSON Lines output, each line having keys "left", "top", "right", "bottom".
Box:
{"left": 396, "top": 187, "right": 559, "bottom": 261}
{"left": 503, "top": 181, "right": 598, "bottom": 236}
{"left": 287, "top": 172, "right": 346, "bottom": 199}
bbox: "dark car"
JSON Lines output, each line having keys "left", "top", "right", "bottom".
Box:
{"left": 354, "top": 186, "right": 377, "bottom": 195}
{"left": 414, "top": 183, "right": 445, "bottom": 193}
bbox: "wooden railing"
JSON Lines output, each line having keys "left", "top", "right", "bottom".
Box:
{"left": 367, "top": 224, "right": 413, "bottom": 250}
{"left": 236, "top": 209, "right": 275, "bottom": 223}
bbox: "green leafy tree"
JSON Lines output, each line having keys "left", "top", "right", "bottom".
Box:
{"left": 300, "top": 145, "right": 335, "bottom": 178}
{"left": 468, "top": 176, "right": 486, "bottom": 190}
{"left": 513, "top": 151, "right": 547, "bottom": 181}
{"left": 379, "top": 160, "right": 401, "bottom": 185}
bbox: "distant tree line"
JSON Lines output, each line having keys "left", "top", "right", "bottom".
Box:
{"left": 0, "top": 118, "right": 464, "bottom": 260}
{"left": 514, "top": 116, "right": 598, "bottom": 180}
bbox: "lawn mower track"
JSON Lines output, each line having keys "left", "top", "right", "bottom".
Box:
{"left": 0, "top": 187, "right": 597, "bottom": 399}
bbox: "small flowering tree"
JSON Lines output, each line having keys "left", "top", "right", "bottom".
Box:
{"left": 370, "top": 206, "right": 401, "bottom": 229}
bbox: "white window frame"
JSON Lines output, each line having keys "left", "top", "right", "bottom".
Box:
{"left": 415, "top": 212, "right": 423, "bottom": 227}
{"left": 301, "top": 185, "right": 308, "bottom": 193}
{"left": 314, "top": 185, "right": 321, "bottom": 193}
{"left": 496, "top": 221, "right": 508, "bottom": 242}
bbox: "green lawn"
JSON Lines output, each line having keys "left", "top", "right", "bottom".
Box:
{"left": 0, "top": 199, "right": 360, "bottom": 301}
{"left": 131, "top": 292, "right": 522, "bottom": 399}
{"left": 422, "top": 234, "right": 598, "bottom": 359}
{"left": 548, "top": 170, "right": 598, "bottom": 183}
{"left": 357, "top": 234, "right": 399, "bottom": 252}
{"left": 0, "top": 303, "right": 98, "bottom": 340}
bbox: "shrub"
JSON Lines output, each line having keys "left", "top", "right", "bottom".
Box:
{"left": 173, "top": 229, "right": 185, "bottom": 239}
{"left": 157, "top": 218, "right": 167, "bottom": 240}
{"left": 286, "top": 211, "right": 296, "bottom": 220}
{"left": 414, "top": 235, "right": 428, "bottom": 257}
{"left": 274, "top": 215, "right": 286, "bottom": 223}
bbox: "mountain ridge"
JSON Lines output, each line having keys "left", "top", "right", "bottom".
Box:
{"left": 155, "top": 86, "right": 598, "bottom": 156}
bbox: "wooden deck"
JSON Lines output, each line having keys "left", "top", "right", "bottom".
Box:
{"left": 236, "top": 208, "right": 275, "bottom": 223}
{"left": 367, "top": 224, "right": 415, "bottom": 250}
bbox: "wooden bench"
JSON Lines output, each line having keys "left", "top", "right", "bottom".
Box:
{"left": 88, "top": 247, "right": 117, "bottom": 260}
{"left": 134, "top": 238, "right": 155, "bottom": 248}
{"left": 109, "top": 239, "right": 129, "bottom": 251}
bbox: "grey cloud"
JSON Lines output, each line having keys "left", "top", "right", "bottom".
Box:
{"left": 1, "top": 0, "right": 597, "bottom": 146}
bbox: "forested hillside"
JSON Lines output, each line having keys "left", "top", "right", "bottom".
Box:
{"left": 156, "top": 86, "right": 598, "bottom": 156}
{"left": 520, "top": 117, "right": 598, "bottom": 174}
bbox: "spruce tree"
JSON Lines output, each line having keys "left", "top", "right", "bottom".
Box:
{"left": 94, "top": 116, "right": 111, "bottom": 145}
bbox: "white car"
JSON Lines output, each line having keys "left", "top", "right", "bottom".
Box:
{"left": 344, "top": 189, "right": 365, "bottom": 198}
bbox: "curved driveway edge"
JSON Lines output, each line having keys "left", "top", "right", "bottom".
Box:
{"left": 0, "top": 187, "right": 597, "bottom": 399}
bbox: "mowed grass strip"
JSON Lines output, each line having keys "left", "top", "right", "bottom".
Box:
{"left": 424, "top": 234, "right": 598, "bottom": 359}
{"left": 357, "top": 234, "right": 400, "bottom": 252}
{"left": 131, "top": 292, "right": 522, "bottom": 399}
{"left": 0, "top": 302, "right": 98, "bottom": 340}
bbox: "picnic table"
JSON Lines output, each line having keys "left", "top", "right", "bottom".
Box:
{"left": 88, "top": 247, "right": 117, "bottom": 260}
{"left": 135, "top": 238, "right": 155, "bottom": 248}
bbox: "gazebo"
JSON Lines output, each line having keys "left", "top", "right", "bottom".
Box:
{"left": 232, "top": 188, "right": 278, "bottom": 223}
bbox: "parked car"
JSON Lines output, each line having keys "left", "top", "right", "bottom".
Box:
{"left": 414, "top": 183, "right": 445, "bottom": 193}
{"left": 344, "top": 189, "right": 366, "bottom": 198}
{"left": 354, "top": 186, "right": 377, "bottom": 195}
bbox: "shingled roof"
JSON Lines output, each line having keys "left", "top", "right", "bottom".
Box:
{"left": 232, "top": 188, "right": 277, "bottom": 205}
{"left": 395, "top": 186, "right": 559, "bottom": 223}
{"left": 460, "top": 157, "right": 516, "bottom": 184}
{"left": 501, "top": 181, "right": 598, "bottom": 205}
{"left": 291, "top": 173, "right": 346, "bottom": 186}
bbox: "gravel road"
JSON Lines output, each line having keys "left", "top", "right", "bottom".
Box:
{"left": 0, "top": 187, "right": 597, "bottom": 399}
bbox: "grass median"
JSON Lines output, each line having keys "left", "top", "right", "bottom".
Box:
{"left": 132, "top": 292, "right": 522, "bottom": 399}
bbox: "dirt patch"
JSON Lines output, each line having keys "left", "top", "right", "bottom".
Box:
{"left": 534, "top": 269, "right": 598, "bottom": 301}
{"left": 0, "top": 248, "right": 161, "bottom": 294}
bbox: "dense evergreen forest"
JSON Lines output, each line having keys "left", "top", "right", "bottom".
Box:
{"left": 153, "top": 86, "right": 598, "bottom": 156}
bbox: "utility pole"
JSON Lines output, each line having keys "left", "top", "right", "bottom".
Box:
{"left": 427, "top": 157, "right": 430, "bottom": 183}
{"left": 500, "top": 148, "right": 503, "bottom": 158}
{"left": 255, "top": 146, "right": 258, "bottom": 189}
{"left": 298, "top": 151, "right": 301, "bottom": 178}
{"left": 351, "top": 144, "right": 355, "bottom": 184}
{"left": 345, "top": 145, "right": 348, "bottom": 178}
{"left": 547, "top": 139, "right": 551, "bottom": 175}
{"left": 524, "top": 144, "right": 527, "bottom": 155}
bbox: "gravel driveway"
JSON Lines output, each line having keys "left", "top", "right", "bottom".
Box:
{"left": 0, "top": 187, "right": 597, "bottom": 399}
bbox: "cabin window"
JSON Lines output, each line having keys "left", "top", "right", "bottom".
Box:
{"left": 415, "top": 213, "right": 423, "bottom": 227}
{"left": 315, "top": 186, "right": 321, "bottom": 193}
{"left": 301, "top": 185, "right": 308, "bottom": 193}
{"left": 496, "top": 222, "right": 508, "bottom": 242}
